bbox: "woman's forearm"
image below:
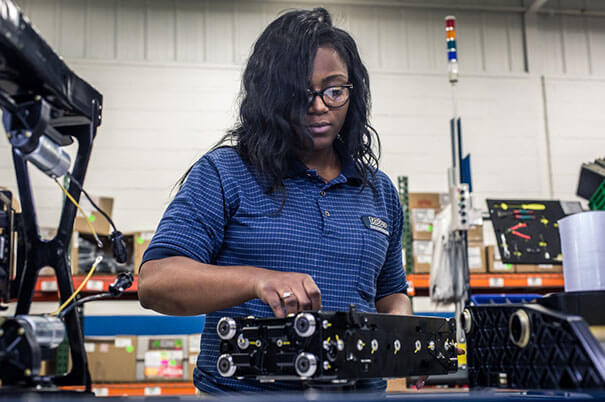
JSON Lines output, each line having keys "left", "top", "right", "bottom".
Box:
{"left": 138, "top": 256, "right": 260, "bottom": 316}
{"left": 375, "top": 292, "right": 412, "bottom": 315}
{"left": 138, "top": 256, "right": 322, "bottom": 317}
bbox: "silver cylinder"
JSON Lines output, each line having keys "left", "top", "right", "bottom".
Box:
{"left": 295, "top": 353, "right": 318, "bottom": 378}
{"left": 216, "top": 354, "right": 237, "bottom": 377}
{"left": 16, "top": 315, "right": 65, "bottom": 349}
{"left": 294, "top": 313, "right": 316, "bottom": 338}
{"left": 217, "top": 317, "right": 237, "bottom": 340}
{"left": 22, "top": 135, "right": 71, "bottom": 178}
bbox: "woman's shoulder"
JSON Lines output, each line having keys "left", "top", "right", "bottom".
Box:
{"left": 205, "top": 146, "right": 242, "bottom": 163}
{"left": 368, "top": 168, "right": 401, "bottom": 206}
{"left": 193, "top": 146, "right": 245, "bottom": 173}
{"left": 369, "top": 168, "right": 397, "bottom": 192}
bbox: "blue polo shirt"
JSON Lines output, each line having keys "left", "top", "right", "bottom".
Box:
{"left": 142, "top": 145, "right": 407, "bottom": 393}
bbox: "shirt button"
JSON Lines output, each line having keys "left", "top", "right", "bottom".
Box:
{"left": 324, "top": 210, "right": 330, "bottom": 217}
{"left": 320, "top": 191, "right": 326, "bottom": 197}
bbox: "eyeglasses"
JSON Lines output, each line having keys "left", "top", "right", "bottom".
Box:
{"left": 307, "top": 84, "right": 353, "bottom": 109}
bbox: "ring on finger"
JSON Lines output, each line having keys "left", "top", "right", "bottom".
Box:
{"left": 281, "top": 291, "right": 293, "bottom": 299}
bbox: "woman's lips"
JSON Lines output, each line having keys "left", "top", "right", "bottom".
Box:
{"left": 308, "top": 123, "right": 331, "bottom": 134}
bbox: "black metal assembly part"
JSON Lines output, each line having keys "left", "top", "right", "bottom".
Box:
{"left": 216, "top": 307, "right": 457, "bottom": 383}
{"left": 465, "top": 291, "right": 605, "bottom": 390}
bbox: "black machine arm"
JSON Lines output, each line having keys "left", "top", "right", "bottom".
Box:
{"left": 1, "top": 0, "right": 103, "bottom": 390}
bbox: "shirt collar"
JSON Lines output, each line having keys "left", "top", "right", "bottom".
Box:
{"left": 286, "top": 140, "right": 363, "bottom": 186}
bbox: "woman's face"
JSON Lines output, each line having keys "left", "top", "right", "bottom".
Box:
{"left": 305, "top": 46, "right": 350, "bottom": 153}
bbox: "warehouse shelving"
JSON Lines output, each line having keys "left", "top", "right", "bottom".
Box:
{"left": 406, "top": 273, "right": 564, "bottom": 296}
{"left": 32, "top": 273, "right": 564, "bottom": 300}
{"left": 34, "top": 275, "right": 139, "bottom": 298}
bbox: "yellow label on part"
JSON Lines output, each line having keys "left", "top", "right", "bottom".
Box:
{"left": 457, "top": 342, "right": 467, "bottom": 366}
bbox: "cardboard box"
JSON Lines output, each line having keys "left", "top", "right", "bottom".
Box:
{"left": 412, "top": 240, "right": 433, "bottom": 273}
{"left": 186, "top": 333, "right": 201, "bottom": 380}
{"left": 85, "top": 336, "right": 137, "bottom": 382}
{"left": 486, "top": 245, "right": 515, "bottom": 273}
{"left": 74, "top": 196, "right": 114, "bottom": 236}
{"left": 188, "top": 333, "right": 202, "bottom": 354}
{"left": 136, "top": 335, "right": 188, "bottom": 381}
{"left": 409, "top": 193, "right": 440, "bottom": 240}
{"left": 144, "top": 350, "right": 184, "bottom": 379}
{"left": 386, "top": 378, "right": 407, "bottom": 392}
{"left": 467, "top": 242, "right": 486, "bottom": 273}
{"left": 131, "top": 231, "right": 153, "bottom": 274}
{"left": 515, "top": 263, "right": 563, "bottom": 273}
{"left": 188, "top": 353, "right": 198, "bottom": 381}
{"left": 467, "top": 224, "right": 483, "bottom": 243}
{"left": 409, "top": 192, "right": 441, "bottom": 210}
{"left": 72, "top": 231, "right": 153, "bottom": 275}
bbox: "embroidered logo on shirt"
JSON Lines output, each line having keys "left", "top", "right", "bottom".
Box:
{"left": 361, "top": 216, "right": 389, "bottom": 236}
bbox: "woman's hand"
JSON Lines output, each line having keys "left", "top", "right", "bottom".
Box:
{"left": 253, "top": 269, "right": 321, "bottom": 318}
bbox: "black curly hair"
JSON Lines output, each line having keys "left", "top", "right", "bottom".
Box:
{"left": 179, "top": 7, "right": 380, "bottom": 193}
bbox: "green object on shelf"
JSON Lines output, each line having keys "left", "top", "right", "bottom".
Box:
{"left": 398, "top": 176, "right": 413, "bottom": 274}
{"left": 588, "top": 179, "right": 605, "bottom": 211}
{"left": 56, "top": 337, "right": 69, "bottom": 375}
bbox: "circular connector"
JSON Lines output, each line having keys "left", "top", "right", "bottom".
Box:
{"left": 237, "top": 333, "right": 249, "bottom": 350}
{"left": 217, "top": 354, "right": 237, "bottom": 377}
{"left": 295, "top": 353, "right": 318, "bottom": 378}
{"left": 509, "top": 309, "right": 531, "bottom": 348}
{"left": 462, "top": 308, "right": 472, "bottom": 334}
{"left": 294, "top": 313, "right": 316, "bottom": 338}
{"left": 217, "top": 317, "right": 237, "bottom": 340}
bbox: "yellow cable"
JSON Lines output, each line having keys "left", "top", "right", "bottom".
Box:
{"left": 50, "top": 256, "right": 103, "bottom": 316}
{"left": 54, "top": 178, "right": 102, "bottom": 247}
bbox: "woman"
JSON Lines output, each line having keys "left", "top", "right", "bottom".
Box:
{"left": 138, "top": 7, "right": 411, "bottom": 393}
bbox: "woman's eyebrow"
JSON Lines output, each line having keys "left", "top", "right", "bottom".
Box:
{"left": 321, "top": 74, "right": 348, "bottom": 84}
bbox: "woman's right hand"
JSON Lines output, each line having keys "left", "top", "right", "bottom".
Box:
{"left": 253, "top": 269, "right": 321, "bottom": 318}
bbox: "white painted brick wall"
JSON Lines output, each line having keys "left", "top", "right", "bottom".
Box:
{"left": 2, "top": 0, "right": 605, "bottom": 232}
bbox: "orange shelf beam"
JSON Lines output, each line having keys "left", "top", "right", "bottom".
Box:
{"left": 34, "top": 273, "right": 564, "bottom": 299}
{"left": 62, "top": 382, "right": 197, "bottom": 397}
{"left": 406, "top": 273, "right": 564, "bottom": 296}
{"left": 34, "top": 275, "right": 139, "bottom": 295}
